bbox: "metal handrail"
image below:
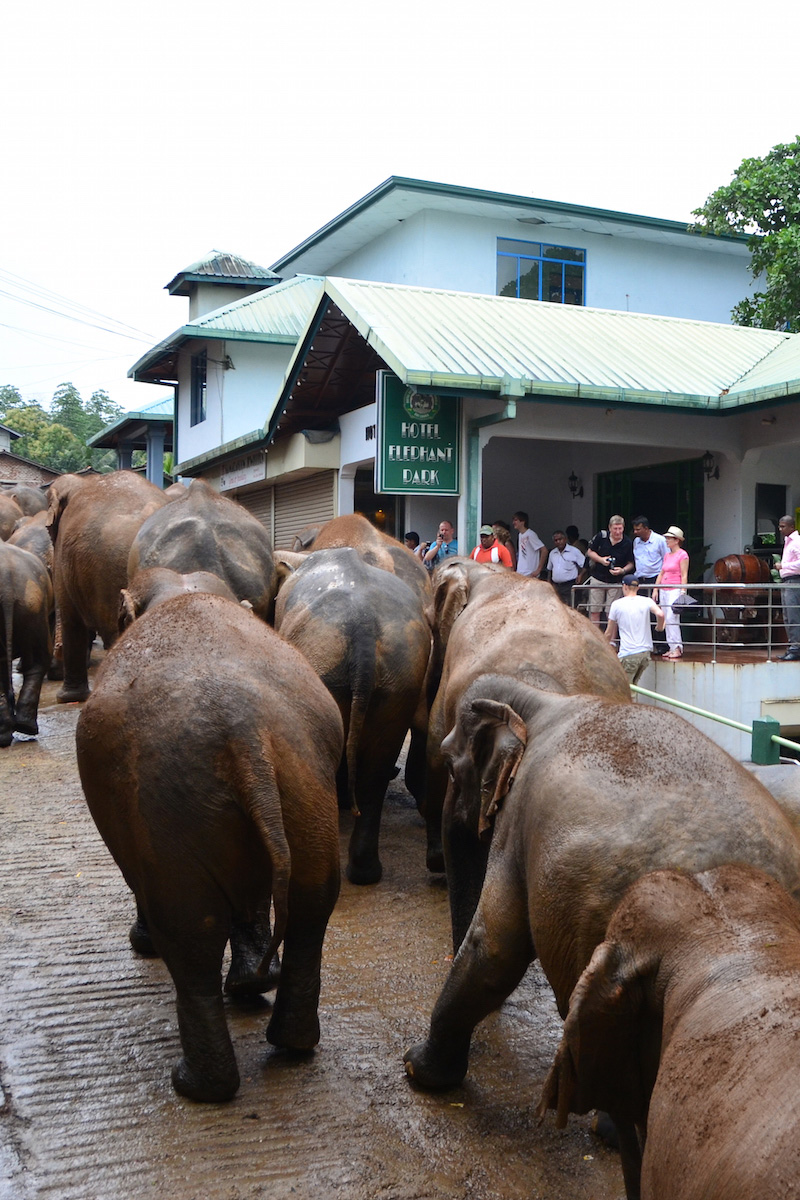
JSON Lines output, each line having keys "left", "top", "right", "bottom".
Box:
{"left": 571, "top": 580, "right": 790, "bottom": 664}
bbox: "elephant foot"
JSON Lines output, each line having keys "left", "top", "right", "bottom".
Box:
{"left": 0, "top": 726, "right": 13, "bottom": 749}
{"left": 56, "top": 683, "right": 90, "bottom": 704}
{"left": 225, "top": 951, "right": 280, "bottom": 996}
{"left": 129, "top": 917, "right": 159, "bottom": 958}
{"left": 266, "top": 1007, "right": 320, "bottom": 1051}
{"left": 591, "top": 1111, "right": 620, "bottom": 1149}
{"left": 171, "top": 1056, "right": 239, "bottom": 1103}
{"left": 426, "top": 845, "right": 445, "bottom": 874}
{"left": 403, "top": 1039, "right": 469, "bottom": 1091}
{"left": 346, "top": 857, "right": 383, "bottom": 886}
{"left": 14, "top": 713, "right": 39, "bottom": 737}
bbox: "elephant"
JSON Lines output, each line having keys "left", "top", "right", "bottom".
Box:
{"left": 75, "top": 590, "right": 343, "bottom": 1102}
{"left": 46, "top": 471, "right": 168, "bottom": 703}
{"left": 0, "top": 494, "right": 24, "bottom": 541}
{"left": 538, "top": 864, "right": 800, "bottom": 1200}
{"left": 0, "top": 541, "right": 53, "bottom": 746}
{"left": 127, "top": 478, "right": 277, "bottom": 622}
{"left": 8, "top": 510, "right": 61, "bottom": 679}
{"left": 119, "top": 566, "right": 241, "bottom": 631}
{"left": 274, "top": 546, "right": 431, "bottom": 884}
{"left": 423, "top": 558, "right": 630, "bottom": 880}
{"left": 309, "top": 514, "right": 432, "bottom": 617}
{"left": 10, "top": 484, "right": 48, "bottom": 517}
{"left": 403, "top": 673, "right": 800, "bottom": 1101}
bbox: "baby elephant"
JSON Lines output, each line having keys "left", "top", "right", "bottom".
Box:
{"left": 538, "top": 865, "right": 800, "bottom": 1200}
{"left": 76, "top": 591, "right": 343, "bottom": 1102}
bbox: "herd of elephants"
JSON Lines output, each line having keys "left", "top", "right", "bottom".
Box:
{"left": 2, "top": 471, "right": 800, "bottom": 1199}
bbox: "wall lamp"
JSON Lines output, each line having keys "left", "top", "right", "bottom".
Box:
{"left": 702, "top": 450, "right": 720, "bottom": 481}
{"left": 568, "top": 471, "right": 584, "bottom": 498}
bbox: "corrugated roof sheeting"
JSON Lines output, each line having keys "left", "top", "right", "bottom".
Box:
{"left": 179, "top": 250, "right": 279, "bottom": 281}
{"left": 728, "top": 335, "right": 800, "bottom": 399}
{"left": 326, "top": 278, "right": 794, "bottom": 404}
{"left": 191, "top": 275, "right": 324, "bottom": 339}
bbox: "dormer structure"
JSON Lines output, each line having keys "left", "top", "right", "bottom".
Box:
{"left": 165, "top": 251, "right": 281, "bottom": 320}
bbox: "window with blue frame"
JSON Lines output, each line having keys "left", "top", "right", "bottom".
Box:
{"left": 496, "top": 238, "right": 585, "bottom": 305}
{"left": 190, "top": 350, "right": 207, "bottom": 426}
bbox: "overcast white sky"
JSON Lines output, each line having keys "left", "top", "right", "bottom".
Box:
{"left": 3, "top": 0, "right": 799, "bottom": 414}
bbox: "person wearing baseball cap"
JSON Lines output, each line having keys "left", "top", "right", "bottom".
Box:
{"left": 470, "top": 525, "right": 513, "bottom": 568}
{"left": 605, "top": 575, "right": 665, "bottom": 684}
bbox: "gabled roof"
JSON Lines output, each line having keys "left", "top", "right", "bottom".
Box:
{"left": 87, "top": 394, "right": 175, "bottom": 451}
{"left": 129, "top": 275, "right": 325, "bottom": 385}
{"left": 270, "top": 176, "right": 750, "bottom": 277}
{"left": 165, "top": 250, "right": 281, "bottom": 297}
{"left": 0, "top": 422, "right": 22, "bottom": 440}
{"left": 175, "top": 278, "right": 800, "bottom": 477}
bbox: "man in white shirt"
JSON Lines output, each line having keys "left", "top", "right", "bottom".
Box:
{"left": 512, "top": 511, "right": 545, "bottom": 578}
{"left": 605, "top": 576, "right": 665, "bottom": 684}
{"left": 778, "top": 515, "right": 800, "bottom": 661}
{"left": 632, "top": 516, "right": 667, "bottom": 586}
{"left": 546, "top": 530, "right": 585, "bottom": 604}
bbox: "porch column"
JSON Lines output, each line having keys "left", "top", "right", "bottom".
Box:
{"left": 145, "top": 427, "right": 166, "bottom": 488}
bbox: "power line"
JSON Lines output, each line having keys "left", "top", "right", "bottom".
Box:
{"left": 0, "top": 266, "right": 157, "bottom": 339}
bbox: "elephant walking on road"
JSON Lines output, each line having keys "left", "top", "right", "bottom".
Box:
{"left": 76, "top": 591, "right": 343, "bottom": 1102}
{"left": 539, "top": 865, "right": 800, "bottom": 1200}
{"left": 0, "top": 541, "right": 53, "bottom": 746}
{"left": 404, "top": 675, "right": 800, "bottom": 1113}
{"left": 275, "top": 547, "right": 431, "bottom": 884}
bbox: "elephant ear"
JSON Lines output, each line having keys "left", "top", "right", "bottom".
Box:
{"left": 536, "top": 938, "right": 659, "bottom": 1130}
{"left": 118, "top": 588, "right": 139, "bottom": 632}
{"left": 469, "top": 698, "right": 527, "bottom": 837}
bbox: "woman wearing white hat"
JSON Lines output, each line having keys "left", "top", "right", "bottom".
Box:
{"left": 653, "top": 525, "right": 689, "bottom": 659}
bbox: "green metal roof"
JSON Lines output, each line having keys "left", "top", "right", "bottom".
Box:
{"left": 128, "top": 275, "right": 324, "bottom": 382}
{"left": 165, "top": 250, "right": 280, "bottom": 296}
{"left": 322, "top": 277, "right": 798, "bottom": 410}
{"left": 87, "top": 394, "right": 175, "bottom": 449}
{"left": 270, "top": 176, "right": 749, "bottom": 276}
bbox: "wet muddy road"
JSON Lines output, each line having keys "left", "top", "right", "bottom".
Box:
{"left": 1, "top": 673, "right": 624, "bottom": 1200}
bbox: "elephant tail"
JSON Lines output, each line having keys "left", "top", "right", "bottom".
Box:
{"left": 238, "top": 750, "right": 292, "bottom": 975}
{"left": 345, "top": 639, "right": 377, "bottom": 817}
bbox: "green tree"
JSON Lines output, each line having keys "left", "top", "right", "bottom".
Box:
{"left": 3, "top": 402, "right": 87, "bottom": 472}
{"left": 0, "top": 385, "right": 26, "bottom": 422}
{"left": 691, "top": 136, "right": 800, "bottom": 330}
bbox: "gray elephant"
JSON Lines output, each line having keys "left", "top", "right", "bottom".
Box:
{"left": 539, "top": 864, "right": 800, "bottom": 1200}
{"left": 0, "top": 541, "right": 53, "bottom": 746}
{"left": 119, "top": 566, "right": 242, "bottom": 631}
{"left": 403, "top": 674, "right": 800, "bottom": 1100}
{"left": 10, "top": 485, "right": 48, "bottom": 517}
{"left": 0, "top": 494, "right": 24, "bottom": 541}
{"left": 274, "top": 546, "right": 430, "bottom": 884}
{"left": 76, "top": 590, "right": 343, "bottom": 1102}
{"left": 127, "top": 478, "right": 277, "bottom": 621}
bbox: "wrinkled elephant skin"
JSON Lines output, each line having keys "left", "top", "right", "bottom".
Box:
{"left": 46, "top": 471, "right": 168, "bottom": 702}
{"left": 539, "top": 865, "right": 800, "bottom": 1200}
{"left": 404, "top": 675, "right": 800, "bottom": 1103}
{"left": 275, "top": 547, "right": 430, "bottom": 884}
{"left": 76, "top": 592, "right": 343, "bottom": 1102}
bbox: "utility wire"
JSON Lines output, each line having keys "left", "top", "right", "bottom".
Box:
{"left": 0, "top": 266, "right": 157, "bottom": 339}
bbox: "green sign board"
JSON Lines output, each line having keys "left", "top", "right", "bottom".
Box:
{"left": 375, "top": 372, "right": 461, "bottom": 496}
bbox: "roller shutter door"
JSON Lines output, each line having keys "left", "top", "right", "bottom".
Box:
{"left": 235, "top": 487, "right": 274, "bottom": 533}
{"left": 273, "top": 472, "right": 336, "bottom": 549}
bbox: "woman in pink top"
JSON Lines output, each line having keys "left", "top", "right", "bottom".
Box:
{"left": 653, "top": 525, "right": 690, "bottom": 658}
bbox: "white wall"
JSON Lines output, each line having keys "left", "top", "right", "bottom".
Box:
{"left": 327, "top": 208, "right": 754, "bottom": 323}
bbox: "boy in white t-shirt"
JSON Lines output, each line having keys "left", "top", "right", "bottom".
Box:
{"left": 512, "top": 510, "right": 545, "bottom": 577}
{"left": 605, "top": 576, "right": 665, "bottom": 684}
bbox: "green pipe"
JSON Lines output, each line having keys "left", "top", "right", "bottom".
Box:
{"left": 631, "top": 685, "right": 800, "bottom": 759}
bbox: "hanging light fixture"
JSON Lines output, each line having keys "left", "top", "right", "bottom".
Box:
{"left": 568, "top": 471, "right": 584, "bottom": 498}
{"left": 702, "top": 451, "right": 719, "bottom": 481}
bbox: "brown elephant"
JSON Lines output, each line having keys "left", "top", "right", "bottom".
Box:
{"left": 424, "top": 558, "right": 630, "bottom": 883}
{"left": 127, "top": 478, "right": 277, "bottom": 622}
{"left": 76, "top": 590, "right": 343, "bottom": 1102}
{"left": 0, "top": 494, "right": 24, "bottom": 541}
{"left": 10, "top": 484, "right": 48, "bottom": 517}
{"left": 119, "top": 566, "right": 241, "bottom": 631}
{"left": 275, "top": 546, "right": 431, "bottom": 884}
{"left": 9, "top": 510, "right": 61, "bottom": 679}
{"left": 0, "top": 541, "right": 53, "bottom": 746}
{"left": 46, "top": 471, "right": 168, "bottom": 702}
{"left": 309, "top": 514, "right": 432, "bottom": 616}
{"left": 539, "top": 864, "right": 800, "bottom": 1200}
{"left": 403, "top": 675, "right": 800, "bottom": 1109}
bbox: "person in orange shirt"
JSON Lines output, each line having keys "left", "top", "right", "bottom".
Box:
{"left": 470, "top": 525, "right": 513, "bottom": 568}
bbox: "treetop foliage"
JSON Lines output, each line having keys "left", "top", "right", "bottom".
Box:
{"left": 691, "top": 136, "right": 800, "bottom": 330}
{"left": 0, "top": 382, "right": 123, "bottom": 473}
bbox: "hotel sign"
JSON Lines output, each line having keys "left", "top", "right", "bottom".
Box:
{"left": 219, "top": 451, "right": 266, "bottom": 492}
{"left": 375, "top": 372, "right": 460, "bottom": 495}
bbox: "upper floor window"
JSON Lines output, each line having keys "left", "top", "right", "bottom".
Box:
{"left": 497, "top": 238, "right": 585, "bottom": 305}
{"left": 190, "top": 350, "right": 207, "bottom": 426}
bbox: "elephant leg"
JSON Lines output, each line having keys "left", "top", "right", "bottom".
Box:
{"left": 404, "top": 724, "right": 428, "bottom": 812}
{"left": 267, "top": 868, "right": 339, "bottom": 1051}
{"left": 0, "top": 689, "right": 13, "bottom": 748}
{"left": 404, "top": 864, "right": 533, "bottom": 1090}
{"left": 13, "top": 650, "right": 48, "bottom": 736}
{"left": 225, "top": 911, "right": 280, "bottom": 996}
{"left": 129, "top": 902, "right": 158, "bottom": 957}
{"left": 158, "top": 923, "right": 239, "bottom": 1102}
{"left": 422, "top": 753, "right": 448, "bottom": 875}
{"left": 56, "top": 598, "right": 91, "bottom": 703}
